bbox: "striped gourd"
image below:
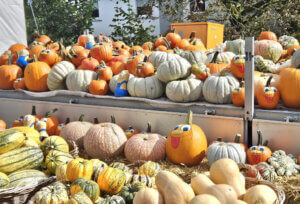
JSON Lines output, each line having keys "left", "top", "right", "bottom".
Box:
{"left": 109, "top": 162, "right": 132, "bottom": 184}
{"left": 55, "top": 164, "right": 68, "bottom": 181}
{"left": 138, "top": 161, "right": 160, "bottom": 177}
{"left": 0, "top": 129, "right": 25, "bottom": 154}
{"left": 34, "top": 181, "right": 69, "bottom": 203}
{"left": 92, "top": 165, "right": 107, "bottom": 183}
{"left": 11, "top": 126, "right": 40, "bottom": 144}
{"left": 8, "top": 169, "right": 48, "bottom": 188}
{"left": 97, "top": 167, "right": 126, "bottom": 195}
{"left": 131, "top": 174, "right": 153, "bottom": 187}
{"left": 70, "top": 178, "right": 100, "bottom": 202}
{"left": 0, "top": 172, "right": 9, "bottom": 189}
{"left": 67, "top": 158, "right": 93, "bottom": 182}
{"left": 45, "top": 150, "right": 73, "bottom": 174}
{"left": 91, "top": 159, "right": 108, "bottom": 172}
{"left": 119, "top": 183, "right": 144, "bottom": 204}
{"left": 0, "top": 146, "right": 43, "bottom": 174}
{"left": 40, "top": 136, "right": 69, "bottom": 155}
{"left": 69, "top": 192, "right": 93, "bottom": 204}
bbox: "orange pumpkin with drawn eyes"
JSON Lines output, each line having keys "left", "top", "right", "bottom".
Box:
{"left": 257, "top": 76, "right": 280, "bottom": 109}
{"left": 232, "top": 86, "right": 245, "bottom": 107}
{"left": 38, "top": 49, "right": 60, "bottom": 67}
{"left": 113, "top": 41, "right": 126, "bottom": 50}
{"left": 124, "top": 126, "right": 140, "bottom": 139}
{"left": 166, "top": 111, "right": 207, "bottom": 166}
{"left": 230, "top": 55, "right": 246, "bottom": 79}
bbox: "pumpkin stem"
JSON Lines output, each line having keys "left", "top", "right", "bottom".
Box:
{"left": 7, "top": 53, "right": 13, "bottom": 65}
{"left": 170, "top": 28, "right": 176, "bottom": 33}
{"left": 162, "top": 38, "right": 171, "bottom": 50}
{"left": 186, "top": 110, "right": 193, "bottom": 125}
{"left": 266, "top": 76, "right": 273, "bottom": 87}
{"left": 45, "top": 108, "right": 58, "bottom": 118}
{"left": 94, "top": 117, "right": 99, "bottom": 124}
{"left": 143, "top": 55, "right": 148, "bottom": 63}
{"left": 95, "top": 71, "right": 101, "bottom": 80}
{"left": 211, "top": 51, "right": 219, "bottom": 63}
{"left": 69, "top": 49, "right": 78, "bottom": 58}
{"left": 257, "top": 130, "right": 263, "bottom": 145}
{"left": 234, "top": 134, "right": 242, "bottom": 143}
{"left": 173, "top": 47, "right": 181, "bottom": 54}
{"left": 216, "top": 137, "right": 223, "bottom": 142}
{"left": 263, "top": 140, "right": 269, "bottom": 146}
{"left": 31, "top": 106, "right": 37, "bottom": 116}
{"left": 33, "top": 54, "right": 38, "bottom": 62}
{"left": 189, "top": 31, "right": 196, "bottom": 40}
{"left": 239, "top": 81, "right": 245, "bottom": 88}
{"left": 65, "top": 117, "right": 70, "bottom": 124}
{"left": 78, "top": 114, "right": 84, "bottom": 122}
{"left": 111, "top": 115, "right": 116, "bottom": 124}
{"left": 147, "top": 43, "right": 153, "bottom": 51}
{"left": 33, "top": 30, "right": 40, "bottom": 39}
{"left": 146, "top": 122, "right": 151, "bottom": 133}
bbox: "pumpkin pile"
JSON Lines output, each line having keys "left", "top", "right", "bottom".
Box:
{"left": 0, "top": 31, "right": 298, "bottom": 109}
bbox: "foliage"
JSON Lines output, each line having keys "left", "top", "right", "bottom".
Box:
{"left": 109, "top": 0, "right": 156, "bottom": 45}
{"left": 25, "top": 0, "right": 98, "bottom": 45}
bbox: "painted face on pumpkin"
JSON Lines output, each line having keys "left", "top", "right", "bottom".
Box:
{"left": 232, "top": 55, "right": 246, "bottom": 72}
{"left": 170, "top": 124, "right": 192, "bottom": 149}
{"left": 263, "top": 87, "right": 277, "bottom": 103}
{"left": 125, "top": 127, "right": 139, "bottom": 139}
{"left": 232, "top": 87, "right": 242, "bottom": 97}
{"left": 248, "top": 145, "right": 271, "bottom": 164}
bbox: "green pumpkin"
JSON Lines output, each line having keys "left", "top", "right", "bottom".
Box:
{"left": 119, "top": 183, "right": 144, "bottom": 204}
{"left": 96, "top": 195, "right": 126, "bottom": 204}
{"left": 254, "top": 55, "right": 276, "bottom": 73}
{"left": 71, "top": 178, "right": 100, "bottom": 202}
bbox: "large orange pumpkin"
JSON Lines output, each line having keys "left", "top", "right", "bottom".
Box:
{"left": 257, "top": 76, "right": 280, "bottom": 109}
{"left": 166, "top": 111, "right": 207, "bottom": 166}
{"left": 0, "top": 56, "right": 23, "bottom": 90}
{"left": 154, "top": 35, "right": 166, "bottom": 48}
{"left": 78, "top": 57, "right": 99, "bottom": 72}
{"left": 166, "top": 30, "right": 182, "bottom": 48}
{"left": 90, "top": 43, "right": 113, "bottom": 63}
{"left": 29, "top": 45, "right": 45, "bottom": 59}
{"left": 9, "top": 43, "right": 27, "bottom": 64}
{"left": 24, "top": 60, "right": 51, "bottom": 92}
{"left": 258, "top": 31, "right": 277, "bottom": 41}
{"left": 0, "top": 120, "right": 6, "bottom": 131}
{"left": 69, "top": 49, "right": 89, "bottom": 67}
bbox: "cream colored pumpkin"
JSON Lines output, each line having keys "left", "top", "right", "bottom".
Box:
{"left": 133, "top": 187, "right": 164, "bottom": 204}
{"left": 166, "top": 76, "right": 203, "bottom": 102}
{"left": 109, "top": 70, "right": 134, "bottom": 93}
{"left": 66, "top": 70, "right": 97, "bottom": 92}
{"left": 226, "top": 39, "right": 245, "bottom": 55}
{"left": 83, "top": 123, "right": 127, "bottom": 160}
{"left": 254, "top": 40, "right": 283, "bottom": 63}
{"left": 179, "top": 50, "right": 207, "bottom": 65}
{"left": 292, "top": 49, "right": 300, "bottom": 68}
{"left": 203, "top": 72, "right": 239, "bottom": 104}
{"left": 47, "top": 61, "right": 75, "bottom": 90}
{"left": 128, "top": 75, "right": 164, "bottom": 99}
{"left": 148, "top": 51, "right": 180, "bottom": 69}
{"left": 243, "top": 185, "right": 277, "bottom": 204}
{"left": 206, "top": 51, "right": 235, "bottom": 64}
{"left": 157, "top": 55, "right": 191, "bottom": 83}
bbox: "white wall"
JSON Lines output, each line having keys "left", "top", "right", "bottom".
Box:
{"left": 92, "top": 0, "right": 161, "bottom": 39}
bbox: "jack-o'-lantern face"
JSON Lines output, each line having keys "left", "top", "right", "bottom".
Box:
{"left": 169, "top": 124, "right": 192, "bottom": 149}
{"left": 230, "top": 55, "right": 246, "bottom": 79}
{"left": 125, "top": 126, "right": 139, "bottom": 139}
{"left": 257, "top": 84, "right": 280, "bottom": 109}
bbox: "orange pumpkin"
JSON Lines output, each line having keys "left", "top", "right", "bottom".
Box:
{"left": 38, "top": 49, "right": 60, "bottom": 67}
{"left": 35, "top": 32, "right": 51, "bottom": 45}
{"left": 12, "top": 116, "right": 24, "bottom": 127}
{"left": 136, "top": 57, "right": 154, "bottom": 78}
{"left": 126, "top": 52, "right": 144, "bottom": 76}
{"left": 124, "top": 126, "right": 139, "bottom": 139}
{"left": 142, "top": 42, "right": 154, "bottom": 51}
{"left": 166, "top": 111, "right": 207, "bottom": 166}
{"left": 78, "top": 57, "right": 99, "bottom": 72}
{"left": 206, "top": 52, "right": 229, "bottom": 74}
{"left": 107, "top": 55, "right": 127, "bottom": 75}
{"left": 129, "top": 45, "right": 144, "bottom": 55}
{"left": 44, "top": 108, "right": 60, "bottom": 136}
{"left": 257, "top": 76, "right": 280, "bottom": 109}
{"left": 117, "top": 47, "right": 131, "bottom": 58}
{"left": 29, "top": 45, "right": 45, "bottom": 59}
{"left": 90, "top": 43, "right": 113, "bottom": 63}
{"left": 0, "top": 50, "right": 11, "bottom": 65}
{"left": 177, "top": 38, "right": 190, "bottom": 50}
{"left": 70, "top": 49, "right": 90, "bottom": 67}
{"left": 0, "top": 55, "right": 23, "bottom": 90}
{"left": 113, "top": 41, "right": 126, "bottom": 50}
{"left": 155, "top": 45, "right": 168, "bottom": 52}
{"left": 9, "top": 43, "right": 27, "bottom": 64}
{"left": 71, "top": 45, "right": 85, "bottom": 52}
{"left": 247, "top": 130, "right": 272, "bottom": 165}
{"left": 166, "top": 30, "right": 182, "bottom": 48}
{"left": 89, "top": 73, "right": 108, "bottom": 95}
{"left": 142, "top": 49, "right": 153, "bottom": 57}
{"left": 232, "top": 82, "right": 245, "bottom": 107}
{"left": 98, "top": 33, "right": 113, "bottom": 46}
{"left": 97, "top": 61, "right": 113, "bottom": 81}
{"left": 258, "top": 31, "right": 277, "bottom": 41}
{"left": 0, "top": 120, "right": 6, "bottom": 131}
{"left": 13, "top": 78, "right": 26, "bottom": 90}
{"left": 185, "top": 32, "right": 206, "bottom": 51}
{"left": 230, "top": 55, "right": 246, "bottom": 79}
{"left": 287, "top": 45, "right": 300, "bottom": 56}
{"left": 154, "top": 34, "right": 166, "bottom": 48}
{"left": 24, "top": 59, "right": 51, "bottom": 92}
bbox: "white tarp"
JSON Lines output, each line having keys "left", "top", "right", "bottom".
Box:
{"left": 0, "top": 0, "right": 27, "bottom": 54}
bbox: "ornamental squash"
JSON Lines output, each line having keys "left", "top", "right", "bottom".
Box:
{"left": 119, "top": 183, "right": 145, "bottom": 204}
{"left": 156, "top": 170, "right": 195, "bottom": 204}
{"left": 40, "top": 136, "right": 69, "bottom": 155}
{"left": 254, "top": 40, "right": 283, "bottom": 63}
{"left": 189, "top": 195, "right": 221, "bottom": 204}
{"left": 243, "top": 185, "right": 277, "bottom": 204}
{"left": 97, "top": 167, "right": 126, "bottom": 195}
{"left": 133, "top": 187, "right": 164, "bottom": 204}
{"left": 138, "top": 161, "right": 160, "bottom": 177}
{"left": 0, "top": 129, "right": 25, "bottom": 154}
{"left": 66, "top": 70, "right": 97, "bottom": 92}
{"left": 55, "top": 163, "right": 68, "bottom": 181}
{"left": 0, "top": 146, "right": 43, "bottom": 174}
{"left": 71, "top": 178, "right": 100, "bottom": 202}
{"left": 47, "top": 61, "right": 75, "bottom": 90}
{"left": 67, "top": 158, "right": 93, "bottom": 182}
{"left": 8, "top": 169, "right": 48, "bottom": 188}
{"left": 96, "top": 195, "right": 126, "bottom": 204}
{"left": 279, "top": 35, "right": 299, "bottom": 49}
{"left": 0, "top": 172, "right": 9, "bottom": 189}
{"left": 34, "top": 181, "right": 69, "bottom": 204}
{"left": 166, "top": 76, "right": 203, "bottom": 102}
{"left": 45, "top": 150, "right": 73, "bottom": 174}
{"left": 11, "top": 126, "right": 40, "bottom": 144}
{"left": 69, "top": 192, "right": 93, "bottom": 204}
{"left": 131, "top": 174, "right": 153, "bottom": 188}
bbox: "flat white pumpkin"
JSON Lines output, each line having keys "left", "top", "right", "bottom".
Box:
{"left": 178, "top": 50, "right": 207, "bottom": 65}
{"left": 128, "top": 75, "right": 164, "bottom": 99}
{"left": 109, "top": 70, "right": 134, "bottom": 93}
{"left": 203, "top": 72, "right": 239, "bottom": 104}
{"left": 47, "top": 61, "right": 75, "bottom": 90}
{"left": 225, "top": 39, "right": 245, "bottom": 55}
{"left": 166, "top": 76, "right": 203, "bottom": 102}
{"left": 148, "top": 51, "right": 180, "bottom": 69}
{"left": 157, "top": 55, "right": 191, "bottom": 83}
{"left": 66, "top": 70, "right": 96, "bottom": 92}
{"left": 206, "top": 51, "right": 235, "bottom": 64}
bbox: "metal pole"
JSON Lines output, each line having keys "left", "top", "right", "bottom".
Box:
{"left": 244, "top": 37, "right": 255, "bottom": 146}
{"left": 28, "top": 0, "right": 40, "bottom": 35}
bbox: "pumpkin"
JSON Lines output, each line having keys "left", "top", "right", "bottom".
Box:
{"left": 0, "top": 56, "right": 23, "bottom": 90}
{"left": 279, "top": 35, "right": 299, "bottom": 49}
{"left": 40, "top": 135, "right": 69, "bottom": 155}
{"left": 109, "top": 70, "right": 134, "bottom": 93}
{"left": 92, "top": 163, "right": 109, "bottom": 183}
{"left": 291, "top": 49, "right": 300, "bottom": 68}
{"left": 56, "top": 163, "right": 68, "bottom": 181}
{"left": 45, "top": 150, "right": 73, "bottom": 174}
{"left": 129, "top": 45, "right": 144, "bottom": 55}
{"left": 166, "top": 111, "right": 207, "bottom": 166}
{"left": 66, "top": 70, "right": 97, "bottom": 92}
{"left": 230, "top": 55, "right": 246, "bottom": 79}
{"left": 148, "top": 51, "right": 179, "bottom": 69}
{"left": 126, "top": 52, "right": 144, "bottom": 76}
{"left": 124, "top": 126, "right": 139, "bottom": 139}
{"left": 67, "top": 158, "right": 93, "bottom": 182}
{"left": 0, "top": 172, "right": 9, "bottom": 189}
{"left": 119, "top": 183, "right": 144, "bottom": 204}
{"left": 232, "top": 82, "right": 245, "bottom": 107}
{"left": 257, "top": 76, "right": 279, "bottom": 109}
{"left": 154, "top": 35, "right": 166, "bottom": 48}
{"left": 0, "top": 120, "right": 6, "bottom": 131}
{"left": 259, "top": 31, "right": 277, "bottom": 41}
{"left": 0, "top": 50, "right": 11, "bottom": 65}
{"left": 34, "top": 181, "right": 69, "bottom": 204}
{"left": 185, "top": 32, "right": 206, "bottom": 51}
{"left": 254, "top": 40, "right": 283, "bottom": 63}
{"left": 42, "top": 108, "right": 59, "bottom": 136}
{"left": 157, "top": 55, "right": 191, "bottom": 83}
{"left": 206, "top": 138, "right": 246, "bottom": 165}
{"left": 47, "top": 61, "right": 75, "bottom": 90}
{"left": 203, "top": 70, "right": 239, "bottom": 104}
{"left": 97, "top": 167, "right": 126, "bottom": 195}
{"left": 190, "top": 195, "right": 221, "bottom": 204}
{"left": 70, "top": 192, "right": 93, "bottom": 204}
{"left": 69, "top": 48, "right": 89, "bottom": 67}
{"left": 78, "top": 57, "right": 99, "bottom": 71}
{"left": 226, "top": 39, "right": 245, "bottom": 55}
{"left": 96, "top": 195, "right": 126, "bottom": 204}
{"left": 138, "top": 161, "right": 160, "bottom": 177}
{"left": 24, "top": 60, "right": 51, "bottom": 92}
{"left": 29, "top": 45, "right": 45, "bottom": 58}
{"left": 34, "top": 33, "right": 51, "bottom": 45}
{"left": 206, "top": 52, "right": 229, "bottom": 74}
{"left": 131, "top": 174, "right": 153, "bottom": 188}
{"left": 136, "top": 57, "right": 154, "bottom": 78}
{"left": 155, "top": 45, "right": 167, "bottom": 52}
{"left": 38, "top": 49, "right": 60, "bottom": 66}
{"left": 247, "top": 130, "right": 272, "bottom": 165}
{"left": 178, "top": 50, "right": 207, "bottom": 66}
{"left": 89, "top": 72, "right": 108, "bottom": 95}
{"left": 98, "top": 61, "right": 113, "bottom": 81}
{"left": 55, "top": 118, "right": 70, "bottom": 136}
{"left": 60, "top": 114, "right": 93, "bottom": 149}
{"left": 206, "top": 51, "right": 235, "bottom": 65}
{"left": 90, "top": 43, "right": 113, "bottom": 63}
{"left": 83, "top": 122, "right": 127, "bottom": 160}
{"left": 287, "top": 45, "right": 300, "bottom": 56}
{"left": 71, "top": 178, "right": 100, "bottom": 202}
{"left": 77, "top": 33, "right": 94, "bottom": 47}
{"left": 124, "top": 123, "right": 166, "bottom": 162}
{"left": 156, "top": 170, "right": 195, "bottom": 203}
{"left": 177, "top": 38, "right": 191, "bottom": 50}
{"left": 210, "top": 158, "right": 246, "bottom": 197}
{"left": 13, "top": 78, "right": 26, "bottom": 90}
{"left": 9, "top": 43, "right": 27, "bottom": 64}
{"left": 98, "top": 33, "right": 113, "bottom": 46}
{"left": 113, "top": 41, "right": 126, "bottom": 50}
{"left": 107, "top": 53, "right": 127, "bottom": 71}
{"left": 248, "top": 162, "right": 277, "bottom": 182}
{"left": 133, "top": 187, "right": 164, "bottom": 204}
{"left": 243, "top": 185, "right": 277, "bottom": 204}
{"left": 127, "top": 75, "right": 164, "bottom": 99}
{"left": 142, "top": 42, "right": 154, "bottom": 51}
{"left": 254, "top": 55, "right": 277, "bottom": 73}
{"left": 166, "top": 30, "right": 182, "bottom": 48}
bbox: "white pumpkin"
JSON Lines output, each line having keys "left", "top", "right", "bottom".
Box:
{"left": 109, "top": 70, "right": 134, "bottom": 93}
{"left": 206, "top": 51, "right": 235, "bottom": 64}
{"left": 128, "top": 75, "right": 164, "bottom": 99}
{"left": 66, "top": 70, "right": 96, "bottom": 92}
{"left": 47, "top": 61, "right": 75, "bottom": 90}
{"left": 291, "top": 49, "right": 300, "bottom": 68}
{"left": 270, "top": 59, "right": 292, "bottom": 74}
{"left": 203, "top": 72, "right": 239, "bottom": 104}
{"left": 178, "top": 50, "right": 207, "bottom": 65}
{"left": 148, "top": 51, "right": 180, "bottom": 69}
{"left": 254, "top": 40, "right": 283, "bottom": 63}
{"left": 279, "top": 35, "right": 299, "bottom": 49}
{"left": 206, "top": 141, "right": 246, "bottom": 165}
{"left": 225, "top": 39, "right": 245, "bottom": 55}
{"left": 157, "top": 55, "right": 191, "bottom": 83}
{"left": 166, "top": 76, "right": 203, "bottom": 102}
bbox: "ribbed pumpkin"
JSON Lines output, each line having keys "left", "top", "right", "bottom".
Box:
{"left": 179, "top": 50, "right": 207, "bottom": 65}
{"left": 67, "top": 158, "right": 93, "bottom": 182}
{"left": 279, "top": 35, "right": 299, "bottom": 49}
{"left": 24, "top": 60, "right": 51, "bottom": 92}
{"left": 119, "top": 183, "right": 145, "bottom": 204}
{"left": 47, "top": 61, "right": 75, "bottom": 90}
{"left": 45, "top": 150, "right": 73, "bottom": 174}
{"left": 206, "top": 50, "right": 235, "bottom": 64}
{"left": 89, "top": 73, "right": 108, "bottom": 95}
{"left": 124, "top": 123, "right": 166, "bottom": 163}
{"left": 0, "top": 129, "right": 25, "bottom": 154}
{"left": 0, "top": 56, "right": 23, "bottom": 90}
{"left": 90, "top": 43, "right": 113, "bottom": 63}
{"left": 55, "top": 163, "right": 68, "bottom": 181}
{"left": 0, "top": 172, "right": 9, "bottom": 189}
{"left": 71, "top": 178, "right": 100, "bottom": 202}
{"left": 83, "top": 123, "right": 127, "bottom": 160}
{"left": 254, "top": 40, "right": 283, "bottom": 63}
{"left": 138, "top": 161, "right": 160, "bottom": 177}
{"left": 70, "top": 48, "right": 89, "bottom": 67}
{"left": 40, "top": 136, "right": 69, "bottom": 155}
{"left": 206, "top": 51, "right": 229, "bottom": 74}
{"left": 8, "top": 169, "right": 48, "bottom": 188}
{"left": 29, "top": 45, "right": 45, "bottom": 58}
{"left": 66, "top": 70, "right": 97, "bottom": 92}
{"left": 70, "top": 192, "right": 93, "bottom": 204}
{"left": 259, "top": 31, "right": 277, "bottom": 41}
{"left": 38, "top": 49, "right": 60, "bottom": 66}
{"left": 78, "top": 57, "right": 99, "bottom": 71}
{"left": 97, "top": 167, "right": 126, "bottom": 195}
{"left": 34, "top": 181, "right": 69, "bottom": 204}
{"left": 148, "top": 51, "right": 179, "bottom": 69}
